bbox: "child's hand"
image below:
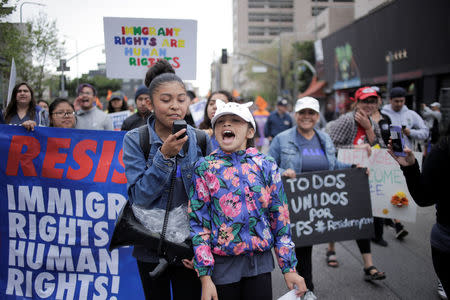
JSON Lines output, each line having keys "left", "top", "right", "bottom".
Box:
{"left": 182, "top": 258, "right": 194, "bottom": 269}
{"left": 282, "top": 168, "right": 296, "bottom": 178}
{"left": 283, "top": 272, "right": 307, "bottom": 297}
{"left": 200, "top": 276, "right": 218, "bottom": 300}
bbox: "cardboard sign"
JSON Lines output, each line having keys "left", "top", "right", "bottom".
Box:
{"left": 189, "top": 99, "right": 206, "bottom": 127}
{"left": 109, "top": 110, "right": 131, "bottom": 130}
{"left": 103, "top": 17, "right": 197, "bottom": 80}
{"left": 0, "top": 125, "right": 144, "bottom": 299}
{"left": 338, "top": 148, "right": 421, "bottom": 222}
{"left": 283, "top": 168, "right": 374, "bottom": 247}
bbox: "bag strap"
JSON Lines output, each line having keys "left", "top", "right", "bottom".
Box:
{"left": 139, "top": 125, "right": 150, "bottom": 161}
{"left": 194, "top": 128, "right": 207, "bottom": 156}
{"left": 138, "top": 125, "right": 207, "bottom": 256}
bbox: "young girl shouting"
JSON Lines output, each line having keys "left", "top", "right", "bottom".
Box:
{"left": 189, "top": 100, "right": 306, "bottom": 300}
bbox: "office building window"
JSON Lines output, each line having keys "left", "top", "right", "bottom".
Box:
{"left": 312, "top": 6, "right": 327, "bottom": 16}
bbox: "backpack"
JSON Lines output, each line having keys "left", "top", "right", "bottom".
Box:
{"left": 138, "top": 124, "right": 207, "bottom": 160}
{"left": 430, "top": 118, "right": 440, "bottom": 144}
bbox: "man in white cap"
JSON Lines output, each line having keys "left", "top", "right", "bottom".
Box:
{"left": 421, "top": 101, "right": 442, "bottom": 149}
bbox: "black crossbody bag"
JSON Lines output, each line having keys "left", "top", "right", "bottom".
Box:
{"left": 109, "top": 125, "right": 207, "bottom": 277}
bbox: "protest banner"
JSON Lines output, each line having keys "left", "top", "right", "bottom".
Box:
{"left": 338, "top": 148, "right": 421, "bottom": 222}
{"left": 108, "top": 111, "right": 131, "bottom": 131}
{"left": 103, "top": 17, "right": 197, "bottom": 80}
{"left": 0, "top": 125, "right": 144, "bottom": 299}
{"left": 283, "top": 168, "right": 373, "bottom": 247}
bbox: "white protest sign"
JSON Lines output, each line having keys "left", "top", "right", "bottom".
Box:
{"left": 108, "top": 110, "right": 131, "bottom": 130}
{"left": 189, "top": 99, "right": 206, "bottom": 127}
{"left": 338, "top": 148, "right": 422, "bottom": 222}
{"left": 103, "top": 17, "right": 197, "bottom": 80}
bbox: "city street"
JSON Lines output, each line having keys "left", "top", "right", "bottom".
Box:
{"left": 271, "top": 206, "right": 439, "bottom": 300}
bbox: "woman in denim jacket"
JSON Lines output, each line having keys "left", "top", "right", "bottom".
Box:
{"left": 122, "top": 60, "right": 211, "bottom": 300}
{"left": 269, "top": 97, "right": 353, "bottom": 299}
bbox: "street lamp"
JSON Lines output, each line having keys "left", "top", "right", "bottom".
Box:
{"left": 20, "top": 2, "right": 46, "bottom": 23}
{"left": 293, "top": 60, "right": 317, "bottom": 101}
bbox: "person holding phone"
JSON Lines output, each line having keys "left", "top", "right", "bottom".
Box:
{"left": 381, "top": 87, "right": 428, "bottom": 151}
{"left": 325, "top": 87, "right": 386, "bottom": 281}
{"left": 122, "top": 60, "right": 212, "bottom": 300}
{"left": 388, "top": 126, "right": 450, "bottom": 299}
{"left": 269, "top": 97, "right": 352, "bottom": 299}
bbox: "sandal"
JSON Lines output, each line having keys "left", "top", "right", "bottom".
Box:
{"left": 363, "top": 266, "right": 386, "bottom": 281}
{"left": 326, "top": 250, "right": 339, "bottom": 268}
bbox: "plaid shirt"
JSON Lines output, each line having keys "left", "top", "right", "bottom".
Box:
{"left": 325, "top": 111, "right": 384, "bottom": 148}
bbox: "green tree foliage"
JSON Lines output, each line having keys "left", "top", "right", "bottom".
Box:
{"left": 0, "top": 10, "right": 64, "bottom": 101}
{"left": 243, "top": 40, "right": 315, "bottom": 108}
{"left": 66, "top": 75, "right": 122, "bottom": 99}
{"left": 28, "top": 13, "right": 65, "bottom": 99}
{"left": 290, "top": 41, "right": 315, "bottom": 96}
{"left": 0, "top": 0, "right": 15, "bottom": 19}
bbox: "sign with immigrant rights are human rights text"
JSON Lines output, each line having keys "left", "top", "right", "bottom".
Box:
{"left": 103, "top": 17, "right": 197, "bottom": 80}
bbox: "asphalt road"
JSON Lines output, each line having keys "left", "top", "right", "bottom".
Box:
{"left": 271, "top": 206, "right": 439, "bottom": 300}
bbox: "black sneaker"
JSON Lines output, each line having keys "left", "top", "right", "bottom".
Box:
{"left": 384, "top": 219, "right": 395, "bottom": 228}
{"left": 395, "top": 223, "right": 409, "bottom": 240}
{"left": 372, "top": 238, "right": 388, "bottom": 247}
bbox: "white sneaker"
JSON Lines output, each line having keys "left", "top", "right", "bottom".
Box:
{"left": 438, "top": 281, "right": 447, "bottom": 300}
{"left": 302, "top": 290, "right": 318, "bottom": 300}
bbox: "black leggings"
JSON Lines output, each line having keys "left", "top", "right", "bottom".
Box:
{"left": 432, "top": 246, "right": 450, "bottom": 298}
{"left": 136, "top": 260, "right": 201, "bottom": 300}
{"left": 356, "top": 239, "right": 371, "bottom": 254}
{"left": 216, "top": 272, "right": 272, "bottom": 300}
{"left": 295, "top": 246, "right": 314, "bottom": 291}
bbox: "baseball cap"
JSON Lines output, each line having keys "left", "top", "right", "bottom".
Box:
{"left": 294, "top": 97, "right": 320, "bottom": 113}
{"left": 390, "top": 87, "right": 406, "bottom": 98}
{"left": 110, "top": 91, "right": 125, "bottom": 101}
{"left": 277, "top": 99, "right": 289, "bottom": 106}
{"left": 430, "top": 102, "right": 441, "bottom": 108}
{"left": 211, "top": 100, "right": 256, "bottom": 129}
{"left": 355, "top": 87, "right": 378, "bottom": 101}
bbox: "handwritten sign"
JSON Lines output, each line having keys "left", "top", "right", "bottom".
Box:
{"left": 283, "top": 168, "right": 373, "bottom": 247}
{"left": 103, "top": 17, "right": 197, "bottom": 80}
{"left": 338, "top": 148, "right": 421, "bottom": 222}
{"left": 189, "top": 99, "right": 206, "bottom": 127}
{"left": 109, "top": 110, "right": 131, "bottom": 130}
{"left": 0, "top": 125, "right": 144, "bottom": 299}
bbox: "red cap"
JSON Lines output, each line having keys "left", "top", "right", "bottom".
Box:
{"left": 354, "top": 87, "right": 378, "bottom": 101}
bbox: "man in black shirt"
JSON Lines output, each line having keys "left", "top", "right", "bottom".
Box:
{"left": 121, "top": 85, "right": 152, "bottom": 131}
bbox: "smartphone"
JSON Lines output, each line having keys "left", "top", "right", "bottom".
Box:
{"left": 389, "top": 125, "right": 406, "bottom": 157}
{"left": 172, "top": 120, "right": 187, "bottom": 140}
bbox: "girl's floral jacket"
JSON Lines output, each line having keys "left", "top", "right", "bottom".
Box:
{"left": 189, "top": 147, "right": 298, "bottom": 277}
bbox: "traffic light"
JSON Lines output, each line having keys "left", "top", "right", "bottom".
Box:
{"left": 221, "top": 49, "right": 228, "bottom": 64}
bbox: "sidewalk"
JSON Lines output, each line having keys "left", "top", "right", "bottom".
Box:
{"left": 271, "top": 206, "right": 439, "bottom": 299}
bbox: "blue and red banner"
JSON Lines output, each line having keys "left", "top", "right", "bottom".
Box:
{"left": 0, "top": 125, "right": 144, "bottom": 299}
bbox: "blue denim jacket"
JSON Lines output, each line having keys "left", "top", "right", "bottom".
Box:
{"left": 268, "top": 127, "right": 351, "bottom": 174}
{"left": 123, "top": 114, "right": 212, "bottom": 209}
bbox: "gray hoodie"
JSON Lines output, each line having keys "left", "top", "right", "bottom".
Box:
{"left": 381, "top": 104, "right": 428, "bottom": 149}
{"left": 75, "top": 106, "right": 113, "bottom": 130}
